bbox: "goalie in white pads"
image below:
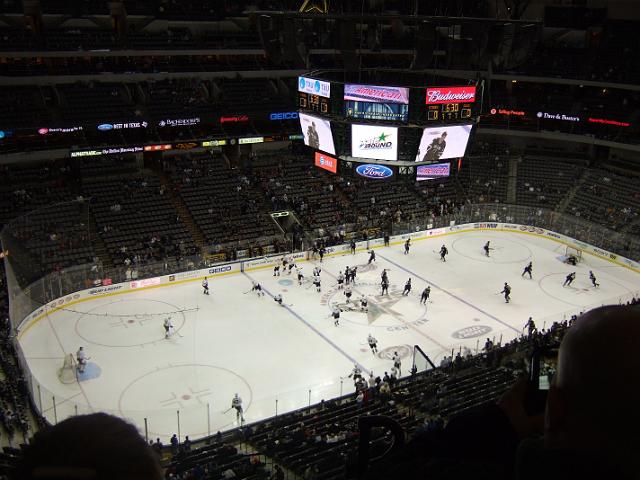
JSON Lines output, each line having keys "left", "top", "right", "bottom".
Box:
{"left": 76, "top": 346, "right": 88, "bottom": 373}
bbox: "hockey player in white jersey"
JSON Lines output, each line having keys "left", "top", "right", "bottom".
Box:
{"left": 367, "top": 334, "right": 378, "bottom": 354}
{"left": 337, "top": 272, "right": 345, "bottom": 289}
{"left": 344, "top": 283, "right": 353, "bottom": 303}
{"left": 163, "top": 317, "right": 173, "bottom": 339}
{"left": 313, "top": 266, "right": 322, "bottom": 277}
{"left": 231, "top": 393, "right": 244, "bottom": 422}
{"left": 360, "top": 295, "right": 368, "bottom": 312}
{"left": 296, "top": 266, "right": 304, "bottom": 285}
{"left": 202, "top": 277, "right": 209, "bottom": 295}
{"left": 274, "top": 294, "right": 283, "bottom": 306}
{"left": 313, "top": 276, "right": 321, "bottom": 292}
{"left": 251, "top": 281, "right": 264, "bottom": 297}
{"left": 392, "top": 351, "right": 402, "bottom": 376}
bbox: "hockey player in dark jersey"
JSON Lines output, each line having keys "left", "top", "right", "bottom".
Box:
{"left": 589, "top": 271, "right": 599, "bottom": 287}
{"left": 440, "top": 245, "right": 448, "bottom": 262}
{"left": 423, "top": 131, "right": 447, "bottom": 161}
{"left": 404, "top": 238, "right": 411, "bottom": 255}
{"left": 563, "top": 272, "right": 576, "bottom": 287}
{"left": 350, "top": 240, "right": 356, "bottom": 254}
{"left": 368, "top": 250, "right": 376, "bottom": 264}
{"left": 484, "top": 241, "right": 491, "bottom": 257}
{"left": 381, "top": 278, "right": 389, "bottom": 295}
{"left": 402, "top": 278, "right": 412, "bottom": 296}
{"left": 522, "top": 261, "right": 533, "bottom": 279}
{"left": 420, "top": 286, "right": 431, "bottom": 305}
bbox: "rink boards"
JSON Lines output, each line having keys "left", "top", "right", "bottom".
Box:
{"left": 17, "top": 222, "right": 640, "bottom": 338}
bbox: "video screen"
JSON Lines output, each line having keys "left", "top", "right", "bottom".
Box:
{"left": 351, "top": 124, "right": 398, "bottom": 161}
{"left": 345, "top": 84, "right": 409, "bottom": 122}
{"left": 314, "top": 152, "right": 338, "bottom": 174}
{"left": 415, "top": 124, "right": 473, "bottom": 162}
{"left": 416, "top": 162, "right": 450, "bottom": 181}
{"left": 299, "top": 113, "right": 336, "bottom": 155}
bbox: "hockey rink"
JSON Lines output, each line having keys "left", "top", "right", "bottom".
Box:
{"left": 17, "top": 230, "right": 640, "bottom": 442}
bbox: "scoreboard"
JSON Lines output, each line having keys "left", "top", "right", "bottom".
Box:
{"left": 424, "top": 86, "right": 477, "bottom": 123}
{"left": 426, "top": 102, "right": 474, "bottom": 122}
{"left": 298, "top": 91, "right": 329, "bottom": 114}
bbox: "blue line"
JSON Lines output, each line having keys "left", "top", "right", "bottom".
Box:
{"left": 377, "top": 253, "right": 521, "bottom": 334}
{"left": 242, "top": 272, "right": 369, "bottom": 375}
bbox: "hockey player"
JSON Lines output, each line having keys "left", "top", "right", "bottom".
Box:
{"left": 402, "top": 278, "right": 412, "bottom": 296}
{"left": 251, "top": 281, "right": 264, "bottom": 297}
{"left": 524, "top": 317, "right": 537, "bottom": 337}
{"left": 589, "top": 271, "right": 600, "bottom": 287}
{"left": 367, "top": 334, "right": 378, "bottom": 354}
{"left": 337, "top": 271, "right": 345, "bottom": 289}
{"left": 420, "top": 286, "right": 431, "bottom": 305}
{"left": 484, "top": 241, "right": 491, "bottom": 257}
{"left": 522, "top": 261, "right": 533, "bottom": 279}
{"left": 319, "top": 247, "right": 325, "bottom": 263}
{"left": 282, "top": 255, "right": 289, "bottom": 271}
{"left": 392, "top": 351, "right": 402, "bottom": 376}
{"left": 273, "top": 264, "right": 280, "bottom": 277}
{"left": 274, "top": 294, "right": 283, "bottom": 306}
{"left": 404, "top": 238, "right": 411, "bottom": 255}
{"left": 349, "top": 266, "right": 358, "bottom": 284}
{"left": 344, "top": 266, "right": 351, "bottom": 284}
{"left": 381, "top": 278, "right": 389, "bottom": 295}
{"left": 563, "top": 272, "right": 576, "bottom": 287}
{"left": 288, "top": 261, "right": 296, "bottom": 275}
{"left": 202, "top": 277, "right": 209, "bottom": 295}
{"left": 381, "top": 269, "right": 388, "bottom": 282}
{"left": 76, "top": 346, "right": 88, "bottom": 373}
{"left": 350, "top": 240, "right": 356, "bottom": 255}
{"left": 501, "top": 282, "right": 511, "bottom": 303}
{"left": 296, "top": 266, "right": 304, "bottom": 285}
{"left": 360, "top": 295, "right": 368, "bottom": 312}
{"left": 349, "top": 364, "right": 363, "bottom": 383}
{"left": 440, "top": 245, "right": 448, "bottom": 262}
{"left": 313, "top": 266, "right": 322, "bottom": 277}
{"left": 368, "top": 250, "right": 376, "bottom": 264}
{"left": 344, "top": 283, "right": 353, "bottom": 303}
{"left": 332, "top": 306, "right": 341, "bottom": 326}
{"left": 163, "top": 317, "right": 173, "bottom": 339}
{"left": 231, "top": 393, "right": 244, "bottom": 422}
{"left": 313, "top": 276, "right": 321, "bottom": 292}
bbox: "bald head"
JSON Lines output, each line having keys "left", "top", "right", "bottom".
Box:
{"left": 546, "top": 306, "right": 640, "bottom": 471}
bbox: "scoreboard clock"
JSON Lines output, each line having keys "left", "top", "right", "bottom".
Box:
{"left": 298, "top": 91, "right": 330, "bottom": 114}
{"left": 426, "top": 102, "right": 474, "bottom": 122}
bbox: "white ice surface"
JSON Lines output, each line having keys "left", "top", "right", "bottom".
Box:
{"left": 18, "top": 230, "right": 640, "bottom": 442}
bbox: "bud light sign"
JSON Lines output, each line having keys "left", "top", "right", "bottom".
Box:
{"left": 356, "top": 164, "right": 393, "bottom": 179}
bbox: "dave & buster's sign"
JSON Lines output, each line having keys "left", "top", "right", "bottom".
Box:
{"left": 426, "top": 86, "right": 476, "bottom": 105}
{"left": 314, "top": 152, "right": 337, "bottom": 174}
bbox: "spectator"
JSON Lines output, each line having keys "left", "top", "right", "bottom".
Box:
{"left": 13, "top": 413, "right": 162, "bottom": 479}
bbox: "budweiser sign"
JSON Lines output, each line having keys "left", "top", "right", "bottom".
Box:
{"left": 426, "top": 86, "right": 476, "bottom": 105}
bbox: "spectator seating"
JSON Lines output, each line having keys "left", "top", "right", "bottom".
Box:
{"left": 516, "top": 156, "right": 586, "bottom": 208}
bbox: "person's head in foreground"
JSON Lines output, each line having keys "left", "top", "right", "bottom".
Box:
{"left": 13, "top": 413, "right": 162, "bottom": 479}
{"left": 543, "top": 305, "right": 640, "bottom": 478}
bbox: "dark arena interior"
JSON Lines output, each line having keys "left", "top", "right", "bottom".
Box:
{"left": 0, "top": 1, "right": 639, "bottom": 479}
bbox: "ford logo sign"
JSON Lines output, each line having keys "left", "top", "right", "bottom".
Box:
{"left": 299, "top": 77, "right": 305, "bottom": 89}
{"left": 451, "top": 325, "right": 492, "bottom": 339}
{"left": 314, "top": 80, "right": 321, "bottom": 92}
{"left": 98, "top": 123, "right": 114, "bottom": 131}
{"left": 356, "top": 164, "right": 393, "bottom": 179}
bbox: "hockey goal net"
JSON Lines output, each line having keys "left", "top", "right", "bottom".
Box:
{"left": 564, "top": 246, "right": 582, "bottom": 263}
{"left": 58, "top": 354, "right": 77, "bottom": 384}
